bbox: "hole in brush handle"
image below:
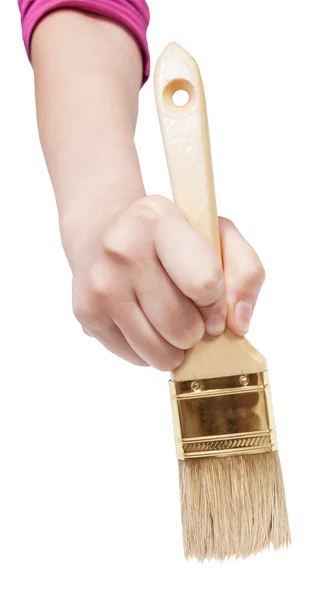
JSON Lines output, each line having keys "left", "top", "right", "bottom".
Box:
{"left": 163, "top": 78, "right": 194, "bottom": 109}
{"left": 172, "top": 89, "right": 190, "bottom": 107}
{"left": 155, "top": 48, "right": 220, "bottom": 253}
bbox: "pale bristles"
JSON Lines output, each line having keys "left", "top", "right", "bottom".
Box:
{"left": 179, "top": 451, "right": 291, "bottom": 561}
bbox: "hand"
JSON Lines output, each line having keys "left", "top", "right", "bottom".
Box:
{"left": 71, "top": 195, "right": 265, "bottom": 370}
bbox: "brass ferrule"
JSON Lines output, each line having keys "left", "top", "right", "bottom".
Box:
{"left": 169, "top": 371, "right": 277, "bottom": 460}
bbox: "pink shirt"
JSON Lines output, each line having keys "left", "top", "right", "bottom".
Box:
{"left": 18, "top": 0, "right": 150, "bottom": 82}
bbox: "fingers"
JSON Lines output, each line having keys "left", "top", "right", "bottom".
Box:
{"left": 197, "top": 290, "right": 227, "bottom": 336}
{"left": 133, "top": 253, "right": 204, "bottom": 350}
{"left": 82, "top": 322, "right": 148, "bottom": 367}
{"left": 113, "top": 300, "right": 184, "bottom": 371}
{"left": 73, "top": 255, "right": 185, "bottom": 371}
{"left": 74, "top": 295, "right": 148, "bottom": 366}
{"left": 102, "top": 197, "right": 205, "bottom": 355}
{"left": 154, "top": 207, "right": 227, "bottom": 336}
{"left": 219, "top": 217, "right": 265, "bottom": 336}
{"left": 72, "top": 194, "right": 266, "bottom": 373}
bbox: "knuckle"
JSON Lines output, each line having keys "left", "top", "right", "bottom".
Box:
{"left": 73, "top": 296, "right": 95, "bottom": 325}
{"left": 133, "top": 195, "right": 173, "bottom": 220}
{"left": 219, "top": 216, "right": 234, "bottom": 228}
{"left": 103, "top": 196, "right": 175, "bottom": 262}
{"left": 247, "top": 260, "right": 266, "bottom": 285}
{"left": 189, "top": 277, "right": 211, "bottom": 300}
{"left": 103, "top": 227, "right": 133, "bottom": 262}
{"left": 82, "top": 327, "right": 93, "bottom": 337}
{"left": 73, "top": 268, "right": 115, "bottom": 325}
{"left": 154, "top": 348, "right": 184, "bottom": 372}
{"left": 188, "top": 269, "right": 223, "bottom": 303}
{"left": 88, "top": 264, "right": 114, "bottom": 298}
{"left": 177, "top": 319, "right": 205, "bottom": 350}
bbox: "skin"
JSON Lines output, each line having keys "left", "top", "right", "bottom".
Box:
{"left": 31, "top": 10, "right": 265, "bottom": 371}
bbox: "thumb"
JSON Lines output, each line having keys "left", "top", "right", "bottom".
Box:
{"left": 219, "top": 217, "right": 265, "bottom": 336}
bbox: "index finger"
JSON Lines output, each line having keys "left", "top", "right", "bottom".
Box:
{"left": 154, "top": 210, "right": 225, "bottom": 308}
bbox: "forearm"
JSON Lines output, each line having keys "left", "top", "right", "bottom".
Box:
{"left": 32, "top": 10, "right": 145, "bottom": 265}
{"left": 27, "top": 11, "right": 266, "bottom": 370}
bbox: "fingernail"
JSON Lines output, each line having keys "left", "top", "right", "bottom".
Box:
{"left": 234, "top": 301, "right": 253, "bottom": 333}
{"left": 206, "top": 314, "right": 226, "bottom": 336}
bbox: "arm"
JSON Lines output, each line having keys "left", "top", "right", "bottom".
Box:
{"left": 29, "top": 10, "right": 265, "bottom": 370}
{"left": 32, "top": 10, "right": 145, "bottom": 266}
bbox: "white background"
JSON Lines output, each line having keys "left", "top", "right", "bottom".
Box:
{"left": 0, "top": 1, "right": 319, "bottom": 598}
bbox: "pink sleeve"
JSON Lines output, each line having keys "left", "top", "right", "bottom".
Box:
{"left": 18, "top": 0, "right": 150, "bottom": 83}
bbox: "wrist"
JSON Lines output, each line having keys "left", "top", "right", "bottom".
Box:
{"left": 59, "top": 180, "right": 145, "bottom": 270}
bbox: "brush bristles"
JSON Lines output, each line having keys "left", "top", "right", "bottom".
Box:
{"left": 179, "top": 451, "right": 291, "bottom": 561}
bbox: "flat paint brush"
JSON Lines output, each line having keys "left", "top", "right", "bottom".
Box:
{"left": 154, "top": 43, "right": 291, "bottom": 561}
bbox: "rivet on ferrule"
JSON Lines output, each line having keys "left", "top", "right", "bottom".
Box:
{"left": 191, "top": 380, "right": 202, "bottom": 392}
{"left": 240, "top": 375, "right": 249, "bottom": 386}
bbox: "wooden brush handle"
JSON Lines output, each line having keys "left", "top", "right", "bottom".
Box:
{"left": 154, "top": 43, "right": 266, "bottom": 380}
{"left": 154, "top": 43, "right": 220, "bottom": 256}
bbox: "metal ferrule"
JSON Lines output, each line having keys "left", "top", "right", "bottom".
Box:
{"left": 169, "top": 371, "right": 277, "bottom": 460}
